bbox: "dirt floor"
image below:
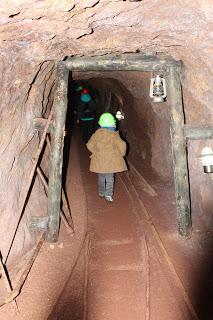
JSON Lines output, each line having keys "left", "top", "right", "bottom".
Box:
{"left": 0, "top": 129, "right": 213, "bottom": 319}
{"left": 0, "top": 134, "right": 87, "bottom": 320}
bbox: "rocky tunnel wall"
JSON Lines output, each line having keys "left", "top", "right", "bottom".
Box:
{"left": 0, "top": 0, "right": 212, "bottom": 287}
{"left": 0, "top": 56, "right": 57, "bottom": 285}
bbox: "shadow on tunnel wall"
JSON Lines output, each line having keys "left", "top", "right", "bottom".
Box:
{"left": 193, "top": 235, "right": 213, "bottom": 320}
{"left": 62, "top": 72, "right": 77, "bottom": 189}
{"left": 48, "top": 298, "right": 84, "bottom": 320}
{"left": 62, "top": 74, "right": 103, "bottom": 188}
{"left": 60, "top": 73, "right": 76, "bottom": 215}
{"left": 48, "top": 300, "right": 84, "bottom": 320}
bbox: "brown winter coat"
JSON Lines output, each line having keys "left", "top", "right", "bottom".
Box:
{"left": 86, "top": 128, "right": 127, "bottom": 174}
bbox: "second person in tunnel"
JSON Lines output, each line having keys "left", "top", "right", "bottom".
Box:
{"left": 86, "top": 112, "right": 127, "bottom": 202}
{"left": 77, "top": 87, "right": 96, "bottom": 142}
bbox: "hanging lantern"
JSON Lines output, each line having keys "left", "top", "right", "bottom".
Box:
{"left": 115, "top": 110, "right": 125, "bottom": 121}
{"left": 150, "top": 74, "right": 167, "bottom": 103}
{"left": 200, "top": 147, "right": 213, "bottom": 173}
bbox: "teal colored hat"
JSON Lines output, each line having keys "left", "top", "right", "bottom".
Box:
{"left": 98, "top": 113, "right": 116, "bottom": 127}
{"left": 80, "top": 94, "right": 91, "bottom": 103}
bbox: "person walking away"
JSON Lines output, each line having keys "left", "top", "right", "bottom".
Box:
{"left": 77, "top": 88, "right": 96, "bottom": 142}
{"left": 86, "top": 113, "right": 127, "bottom": 202}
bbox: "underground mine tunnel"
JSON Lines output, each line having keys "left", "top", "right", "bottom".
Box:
{"left": 0, "top": 1, "right": 213, "bottom": 320}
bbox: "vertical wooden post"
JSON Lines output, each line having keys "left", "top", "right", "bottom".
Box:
{"left": 47, "top": 62, "right": 69, "bottom": 242}
{"left": 167, "top": 65, "right": 192, "bottom": 237}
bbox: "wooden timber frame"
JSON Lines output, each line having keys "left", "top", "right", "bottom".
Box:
{"left": 45, "top": 54, "right": 213, "bottom": 240}
{"left": 64, "top": 54, "right": 192, "bottom": 237}
{"left": 65, "top": 54, "right": 212, "bottom": 237}
{"left": 46, "top": 61, "right": 69, "bottom": 242}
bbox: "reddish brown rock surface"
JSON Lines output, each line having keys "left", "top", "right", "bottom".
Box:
{"left": 0, "top": 0, "right": 212, "bottom": 302}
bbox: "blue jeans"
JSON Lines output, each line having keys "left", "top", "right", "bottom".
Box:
{"left": 98, "top": 173, "right": 114, "bottom": 197}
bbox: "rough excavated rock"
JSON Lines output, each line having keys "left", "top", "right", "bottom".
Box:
{"left": 0, "top": 0, "right": 212, "bottom": 286}
{"left": 0, "top": 58, "right": 56, "bottom": 265}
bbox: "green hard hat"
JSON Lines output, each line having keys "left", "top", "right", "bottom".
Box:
{"left": 98, "top": 113, "right": 116, "bottom": 127}
{"left": 76, "top": 85, "right": 83, "bottom": 92}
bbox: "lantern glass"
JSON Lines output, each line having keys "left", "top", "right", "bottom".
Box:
{"left": 116, "top": 110, "right": 124, "bottom": 120}
{"left": 200, "top": 147, "right": 213, "bottom": 173}
{"left": 150, "top": 74, "right": 167, "bottom": 102}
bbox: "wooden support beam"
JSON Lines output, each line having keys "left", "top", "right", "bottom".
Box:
{"left": 65, "top": 54, "right": 181, "bottom": 72}
{"left": 31, "top": 161, "right": 74, "bottom": 234}
{"left": 46, "top": 61, "right": 69, "bottom": 242}
{"left": 13, "top": 234, "right": 45, "bottom": 296}
{"left": 46, "top": 136, "right": 74, "bottom": 232}
{"left": 30, "top": 217, "right": 49, "bottom": 232}
{"left": 33, "top": 118, "right": 54, "bottom": 133}
{"left": 167, "top": 66, "right": 192, "bottom": 237}
{"left": 0, "top": 253, "right": 19, "bottom": 310}
{"left": 184, "top": 125, "right": 213, "bottom": 140}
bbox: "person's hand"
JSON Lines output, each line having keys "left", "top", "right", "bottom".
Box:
{"left": 76, "top": 119, "right": 80, "bottom": 124}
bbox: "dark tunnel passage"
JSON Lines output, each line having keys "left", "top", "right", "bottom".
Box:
{"left": 65, "top": 71, "right": 174, "bottom": 183}
{"left": 50, "top": 71, "right": 213, "bottom": 320}
{"left": 1, "top": 68, "right": 213, "bottom": 320}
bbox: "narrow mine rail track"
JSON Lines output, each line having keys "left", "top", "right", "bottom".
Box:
{"left": 118, "top": 173, "right": 199, "bottom": 320}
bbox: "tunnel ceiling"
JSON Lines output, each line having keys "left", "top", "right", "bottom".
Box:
{"left": 0, "top": 0, "right": 212, "bottom": 120}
